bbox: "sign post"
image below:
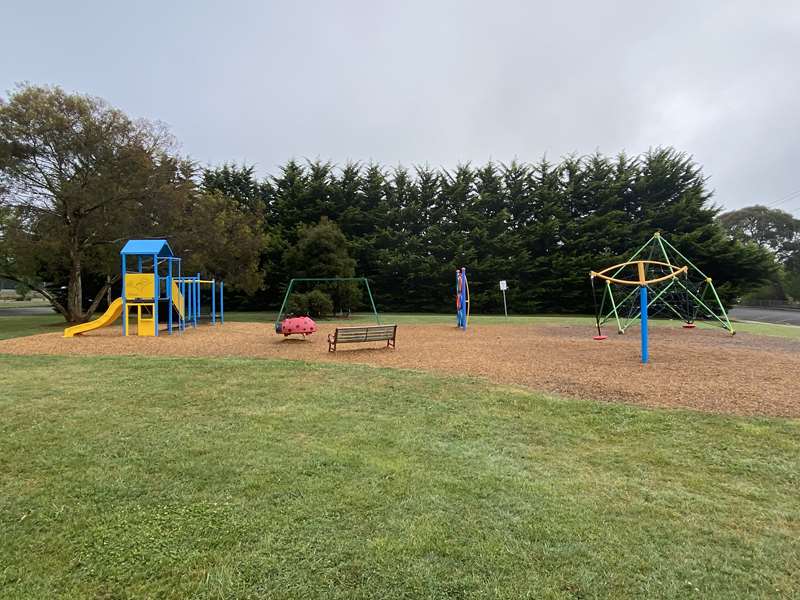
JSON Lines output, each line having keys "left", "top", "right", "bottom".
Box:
{"left": 499, "top": 280, "right": 508, "bottom": 320}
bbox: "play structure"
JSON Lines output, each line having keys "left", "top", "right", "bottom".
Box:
{"left": 64, "top": 239, "right": 224, "bottom": 337}
{"left": 274, "top": 277, "right": 380, "bottom": 335}
{"left": 589, "top": 232, "right": 733, "bottom": 363}
{"left": 456, "top": 267, "right": 470, "bottom": 330}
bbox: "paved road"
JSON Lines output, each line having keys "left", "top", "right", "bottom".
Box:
{"left": 0, "top": 305, "right": 56, "bottom": 316}
{"left": 729, "top": 307, "right": 800, "bottom": 326}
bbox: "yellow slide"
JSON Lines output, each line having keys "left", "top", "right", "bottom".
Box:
{"left": 63, "top": 298, "right": 124, "bottom": 338}
{"left": 171, "top": 281, "right": 185, "bottom": 319}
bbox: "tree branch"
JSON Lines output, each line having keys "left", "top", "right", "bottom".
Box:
{"left": 84, "top": 273, "right": 120, "bottom": 320}
{"left": 0, "top": 272, "right": 69, "bottom": 319}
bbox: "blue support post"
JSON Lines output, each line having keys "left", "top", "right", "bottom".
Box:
{"left": 137, "top": 256, "right": 142, "bottom": 273}
{"left": 180, "top": 277, "right": 186, "bottom": 332}
{"left": 153, "top": 254, "right": 159, "bottom": 337}
{"left": 189, "top": 279, "right": 194, "bottom": 328}
{"left": 640, "top": 285, "right": 649, "bottom": 364}
{"left": 191, "top": 275, "right": 196, "bottom": 327}
{"left": 196, "top": 272, "right": 201, "bottom": 327}
{"left": 178, "top": 260, "right": 183, "bottom": 332}
{"left": 121, "top": 255, "right": 127, "bottom": 336}
{"left": 212, "top": 280, "right": 216, "bottom": 325}
{"left": 220, "top": 281, "right": 224, "bottom": 324}
{"left": 179, "top": 279, "right": 183, "bottom": 332}
{"left": 167, "top": 259, "right": 173, "bottom": 334}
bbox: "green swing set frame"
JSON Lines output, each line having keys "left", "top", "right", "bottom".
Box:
{"left": 274, "top": 277, "right": 381, "bottom": 328}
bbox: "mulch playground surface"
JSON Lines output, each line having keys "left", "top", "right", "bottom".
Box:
{"left": 1, "top": 322, "right": 798, "bottom": 418}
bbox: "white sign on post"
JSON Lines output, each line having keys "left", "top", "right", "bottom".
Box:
{"left": 499, "top": 280, "right": 508, "bottom": 319}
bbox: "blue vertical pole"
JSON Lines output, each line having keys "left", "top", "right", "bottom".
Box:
{"left": 640, "top": 285, "right": 649, "bottom": 364}
{"left": 212, "top": 280, "right": 216, "bottom": 324}
{"left": 179, "top": 279, "right": 183, "bottom": 332}
{"left": 153, "top": 254, "right": 159, "bottom": 337}
{"left": 137, "top": 256, "right": 142, "bottom": 273}
{"left": 167, "top": 259, "right": 173, "bottom": 334}
{"left": 196, "top": 273, "right": 201, "bottom": 327}
{"left": 181, "top": 277, "right": 186, "bottom": 333}
{"left": 220, "top": 281, "right": 224, "bottom": 324}
{"left": 121, "top": 254, "right": 127, "bottom": 336}
{"left": 189, "top": 279, "right": 194, "bottom": 328}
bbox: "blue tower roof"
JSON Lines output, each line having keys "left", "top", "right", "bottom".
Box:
{"left": 120, "top": 239, "right": 175, "bottom": 257}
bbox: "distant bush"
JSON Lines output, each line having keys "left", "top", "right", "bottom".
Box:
{"left": 287, "top": 290, "right": 334, "bottom": 318}
{"left": 15, "top": 282, "right": 31, "bottom": 301}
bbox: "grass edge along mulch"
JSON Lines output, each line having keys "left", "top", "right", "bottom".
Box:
{"left": 1, "top": 354, "right": 798, "bottom": 599}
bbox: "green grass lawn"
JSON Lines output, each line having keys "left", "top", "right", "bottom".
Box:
{"left": 1, "top": 355, "right": 798, "bottom": 598}
{"left": 0, "top": 298, "right": 51, "bottom": 307}
{"left": 0, "top": 311, "right": 65, "bottom": 341}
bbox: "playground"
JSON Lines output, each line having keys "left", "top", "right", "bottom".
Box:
{"left": 2, "top": 318, "right": 798, "bottom": 417}
{"left": 2, "top": 238, "right": 799, "bottom": 597}
{"left": 3, "top": 236, "right": 796, "bottom": 417}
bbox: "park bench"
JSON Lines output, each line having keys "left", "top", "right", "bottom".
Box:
{"left": 328, "top": 324, "right": 397, "bottom": 352}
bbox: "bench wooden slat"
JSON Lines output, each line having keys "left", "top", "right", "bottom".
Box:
{"left": 328, "top": 324, "right": 397, "bottom": 351}
{"left": 365, "top": 333, "right": 392, "bottom": 341}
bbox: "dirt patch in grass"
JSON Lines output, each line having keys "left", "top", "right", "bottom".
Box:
{"left": 1, "top": 322, "right": 798, "bottom": 417}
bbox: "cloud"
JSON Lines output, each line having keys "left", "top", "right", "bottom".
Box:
{"left": 2, "top": 0, "right": 799, "bottom": 212}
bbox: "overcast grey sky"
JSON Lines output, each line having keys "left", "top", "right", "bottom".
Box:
{"left": 2, "top": 0, "right": 799, "bottom": 213}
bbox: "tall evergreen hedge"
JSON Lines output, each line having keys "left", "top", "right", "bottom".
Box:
{"left": 204, "top": 149, "right": 771, "bottom": 313}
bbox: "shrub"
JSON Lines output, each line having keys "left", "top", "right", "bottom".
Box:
{"left": 287, "top": 290, "right": 334, "bottom": 318}
{"left": 305, "top": 289, "right": 334, "bottom": 317}
{"left": 15, "top": 282, "right": 31, "bottom": 301}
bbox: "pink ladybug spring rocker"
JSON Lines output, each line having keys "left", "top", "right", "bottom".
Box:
{"left": 276, "top": 315, "right": 317, "bottom": 337}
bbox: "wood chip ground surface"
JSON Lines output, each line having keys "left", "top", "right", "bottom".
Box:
{"left": 2, "top": 322, "right": 798, "bottom": 417}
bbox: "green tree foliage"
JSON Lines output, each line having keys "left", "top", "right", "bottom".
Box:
{"left": 282, "top": 217, "right": 359, "bottom": 313}
{"left": 287, "top": 289, "right": 334, "bottom": 318}
{"left": 0, "top": 83, "right": 767, "bottom": 318}
{"left": 201, "top": 163, "right": 270, "bottom": 212}
{"left": 719, "top": 205, "right": 800, "bottom": 301}
{"left": 0, "top": 84, "right": 267, "bottom": 322}
{"left": 284, "top": 217, "right": 355, "bottom": 278}
{"left": 235, "top": 150, "right": 770, "bottom": 313}
{"left": 14, "top": 281, "right": 31, "bottom": 301}
{"left": 0, "top": 84, "right": 179, "bottom": 320}
{"left": 719, "top": 205, "right": 799, "bottom": 262}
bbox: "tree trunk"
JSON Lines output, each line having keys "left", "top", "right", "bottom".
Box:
{"left": 85, "top": 275, "right": 119, "bottom": 320}
{"left": 67, "top": 238, "right": 84, "bottom": 323}
{"left": 0, "top": 274, "right": 71, "bottom": 319}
